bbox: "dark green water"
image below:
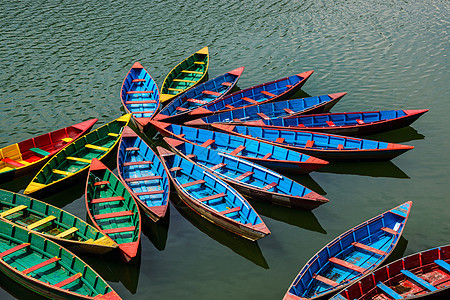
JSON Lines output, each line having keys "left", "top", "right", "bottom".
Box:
{"left": 0, "top": 0, "right": 448, "bottom": 299}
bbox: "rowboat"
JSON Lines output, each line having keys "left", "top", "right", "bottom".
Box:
{"left": 0, "top": 118, "right": 97, "bottom": 184}
{"left": 187, "top": 71, "right": 314, "bottom": 118}
{"left": 150, "top": 121, "right": 328, "bottom": 173}
{"left": 163, "top": 137, "right": 328, "bottom": 210}
{"left": 120, "top": 62, "right": 160, "bottom": 132}
{"left": 86, "top": 158, "right": 141, "bottom": 262}
{"left": 283, "top": 201, "right": 412, "bottom": 300}
{"left": 157, "top": 146, "right": 270, "bottom": 241}
{"left": 117, "top": 126, "right": 170, "bottom": 222}
{"left": 211, "top": 124, "right": 414, "bottom": 161}
{"left": 238, "top": 109, "right": 429, "bottom": 137}
{"left": 160, "top": 47, "right": 209, "bottom": 103}
{"left": 24, "top": 114, "right": 132, "bottom": 197}
{"left": 0, "top": 218, "right": 121, "bottom": 299}
{"left": 330, "top": 245, "right": 450, "bottom": 300}
{"left": 0, "top": 188, "right": 117, "bottom": 255}
{"left": 185, "top": 93, "right": 346, "bottom": 128}
{"left": 153, "top": 66, "right": 245, "bottom": 123}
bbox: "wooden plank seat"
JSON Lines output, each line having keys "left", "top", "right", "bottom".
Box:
{"left": 53, "top": 272, "right": 82, "bottom": 288}
{"left": 337, "top": 144, "right": 344, "bottom": 150}
{"left": 261, "top": 90, "right": 277, "bottom": 98}
{"left": 297, "top": 124, "right": 306, "bottom": 128}
{"left": 262, "top": 182, "right": 277, "bottom": 191}
{"left": 125, "top": 100, "right": 157, "bottom": 104}
{"left": 305, "top": 140, "right": 315, "bottom": 148}
{"left": 187, "top": 98, "right": 207, "bottom": 104}
{"left": 169, "top": 166, "right": 183, "bottom": 172}
{"left": 61, "top": 137, "right": 73, "bottom": 143}
{"left": 230, "top": 145, "right": 246, "bottom": 155}
{"left": 328, "top": 257, "right": 366, "bottom": 273}
{"left": 52, "top": 169, "right": 74, "bottom": 176}
{"left": 194, "top": 61, "right": 205, "bottom": 65}
{"left": 131, "top": 79, "right": 146, "bottom": 83}
{"left": 102, "top": 226, "right": 136, "bottom": 235}
{"left": 94, "top": 181, "right": 109, "bottom": 186}
{"left": 94, "top": 210, "right": 134, "bottom": 220}
{"left": 351, "top": 242, "right": 385, "bottom": 255}
{"left": 262, "top": 153, "right": 272, "bottom": 159}
{"left": 241, "top": 97, "right": 258, "bottom": 104}
{"left": 401, "top": 270, "right": 437, "bottom": 291}
{"left": 286, "top": 84, "right": 293, "bottom": 88}
{"left": 381, "top": 227, "right": 398, "bottom": 235}
{"left": 1, "top": 158, "right": 25, "bottom": 167}
{"left": 0, "top": 243, "right": 30, "bottom": 259}
{"left": 168, "top": 88, "right": 186, "bottom": 92}
{"left": 66, "top": 157, "right": 91, "bottom": 164}
{"left": 108, "top": 133, "right": 118, "bottom": 137}
{"left": 313, "top": 274, "right": 338, "bottom": 287}
{"left": 180, "top": 179, "right": 206, "bottom": 188}
{"left": 173, "top": 79, "right": 196, "bottom": 83}
{"left": 186, "top": 154, "right": 196, "bottom": 159}
{"left": 275, "top": 137, "right": 285, "bottom": 143}
{"left": 200, "top": 139, "right": 215, "bottom": 147}
{"left": 135, "top": 190, "right": 164, "bottom": 196}
{"left": 125, "top": 175, "right": 162, "bottom": 183}
{"left": 181, "top": 70, "right": 203, "bottom": 74}
{"left": 210, "top": 163, "right": 226, "bottom": 171}
{"left": 54, "top": 227, "right": 78, "bottom": 238}
{"left": 0, "top": 205, "right": 27, "bottom": 218}
{"left": 220, "top": 206, "right": 241, "bottom": 215}
{"left": 225, "top": 104, "right": 235, "bottom": 109}
{"left": 176, "top": 106, "right": 188, "bottom": 111}
{"left": 125, "top": 147, "right": 139, "bottom": 151}
{"left": 284, "top": 108, "right": 295, "bottom": 114}
{"left": 376, "top": 282, "right": 402, "bottom": 299}
{"left": 91, "top": 196, "right": 125, "bottom": 204}
{"left": 27, "top": 216, "right": 57, "bottom": 230}
{"left": 30, "top": 148, "right": 50, "bottom": 156}
{"left": 126, "top": 90, "right": 153, "bottom": 94}
{"left": 257, "top": 112, "right": 270, "bottom": 120}
{"left": 131, "top": 111, "right": 156, "bottom": 115}
{"left": 197, "top": 193, "right": 227, "bottom": 202}
{"left": 356, "top": 119, "right": 365, "bottom": 124}
{"left": 85, "top": 144, "right": 109, "bottom": 151}
{"left": 22, "top": 256, "right": 61, "bottom": 275}
{"left": 234, "top": 171, "right": 254, "bottom": 181}
{"left": 202, "top": 90, "right": 221, "bottom": 97}
{"left": 123, "top": 161, "right": 153, "bottom": 167}
{"left": 326, "top": 121, "right": 336, "bottom": 127}
{"left": 435, "top": 260, "right": 450, "bottom": 273}
{"left": 221, "top": 82, "right": 232, "bottom": 86}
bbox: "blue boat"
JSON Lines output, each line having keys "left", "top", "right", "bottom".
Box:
{"left": 211, "top": 124, "right": 414, "bottom": 161}
{"left": 117, "top": 127, "right": 170, "bottom": 222}
{"left": 120, "top": 62, "right": 160, "bottom": 132}
{"left": 188, "top": 71, "right": 314, "bottom": 118}
{"left": 163, "top": 137, "right": 329, "bottom": 210}
{"left": 235, "top": 109, "right": 429, "bottom": 137}
{"left": 156, "top": 146, "right": 270, "bottom": 241}
{"left": 150, "top": 121, "right": 328, "bottom": 173}
{"left": 283, "top": 201, "right": 412, "bottom": 300}
{"left": 154, "top": 67, "right": 245, "bottom": 124}
{"left": 185, "top": 93, "right": 346, "bottom": 128}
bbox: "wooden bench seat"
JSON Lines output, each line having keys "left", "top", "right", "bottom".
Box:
{"left": 94, "top": 181, "right": 109, "bottom": 186}
{"left": 85, "top": 144, "right": 109, "bottom": 151}
{"left": 131, "top": 110, "right": 156, "bottom": 115}
{"left": 22, "top": 257, "right": 61, "bottom": 275}
{"left": 125, "top": 147, "right": 139, "bottom": 151}
{"left": 241, "top": 97, "right": 258, "bottom": 104}
{"left": 91, "top": 196, "right": 125, "bottom": 204}
{"left": 54, "top": 227, "right": 79, "bottom": 239}
{"left": 181, "top": 70, "right": 203, "bottom": 74}
{"left": 198, "top": 193, "right": 226, "bottom": 202}
{"left": 200, "top": 139, "right": 215, "bottom": 147}
{"left": 262, "top": 182, "right": 277, "bottom": 191}
{"left": 53, "top": 272, "right": 82, "bottom": 288}
{"left": 202, "top": 90, "right": 221, "bottom": 97}
{"left": 52, "top": 169, "right": 74, "bottom": 176}
{"left": 135, "top": 190, "right": 164, "bottom": 196}
{"left": 0, "top": 243, "right": 30, "bottom": 259}
{"left": 173, "top": 79, "right": 196, "bottom": 83}
{"left": 180, "top": 179, "right": 206, "bottom": 188}
{"left": 131, "top": 79, "right": 146, "bottom": 83}
{"left": 176, "top": 106, "right": 188, "bottom": 111}
{"left": 125, "top": 100, "right": 157, "bottom": 104}
{"left": 257, "top": 112, "right": 270, "bottom": 120}
{"left": 328, "top": 257, "right": 366, "bottom": 273}
{"left": 27, "top": 216, "right": 57, "bottom": 230}
{"left": 220, "top": 206, "right": 241, "bottom": 215}
{"left": 1, "top": 158, "right": 25, "bottom": 167}
{"left": 102, "top": 226, "right": 136, "bottom": 235}
{"left": 94, "top": 210, "right": 134, "bottom": 220}
{"left": 261, "top": 90, "right": 277, "bottom": 98}
{"left": 168, "top": 87, "right": 186, "bottom": 92}
{"left": 435, "top": 260, "right": 450, "bottom": 273}
{"left": 275, "top": 137, "right": 285, "bottom": 143}
{"left": 381, "top": 227, "right": 397, "bottom": 235}
{"left": 262, "top": 153, "right": 272, "bottom": 159}
{"left": 230, "top": 145, "right": 245, "bottom": 155}
{"left": 169, "top": 166, "right": 183, "bottom": 172}
{"left": 283, "top": 108, "right": 295, "bottom": 114}
{"left": 0, "top": 205, "right": 27, "bottom": 218}
{"left": 225, "top": 104, "right": 235, "bottom": 109}
{"left": 221, "top": 82, "right": 232, "bottom": 86}
{"left": 376, "top": 282, "right": 402, "bottom": 299}
{"left": 313, "top": 274, "right": 338, "bottom": 287}
{"left": 210, "top": 163, "right": 226, "bottom": 171}
{"left": 234, "top": 171, "right": 254, "bottom": 181}
{"left": 305, "top": 140, "right": 315, "bottom": 148}
{"left": 326, "top": 121, "right": 336, "bottom": 127}
{"left": 401, "top": 270, "right": 437, "bottom": 291}
{"left": 187, "top": 98, "right": 207, "bottom": 104}
{"left": 66, "top": 157, "right": 91, "bottom": 164}
{"left": 125, "top": 176, "right": 162, "bottom": 183}
{"left": 356, "top": 119, "right": 365, "bottom": 124}
{"left": 126, "top": 90, "right": 154, "bottom": 94}
{"left": 351, "top": 242, "right": 385, "bottom": 255}
{"left": 123, "top": 161, "right": 153, "bottom": 167}
{"left": 30, "top": 148, "right": 50, "bottom": 156}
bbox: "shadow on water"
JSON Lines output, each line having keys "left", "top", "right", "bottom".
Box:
{"left": 0, "top": 173, "right": 35, "bottom": 194}
{"left": 0, "top": 272, "right": 47, "bottom": 300}
{"left": 290, "top": 89, "right": 311, "bottom": 99}
{"left": 366, "top": 126, "right": 425, "bottom": 143}
{"left": 248, "top": 198, "right": 327, "bottom": 234}
{"left": 383, "top": 236, "right": 409, "bottom": 265}
{"left": 317, "top": 161, "right": 410, "bottom": 179}
{"left": 169, "top": 193, "right": 270, "bottom": 269}
{"left": 278, "top": 173, "right": 327, "bottom": 196}
{"left": 141, "top": 210, "right": 170, "bottom": 251}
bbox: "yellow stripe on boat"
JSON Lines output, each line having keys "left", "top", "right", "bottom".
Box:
{"left": 0, "top": 205, "right": 27, "bottom": 218}
{"left": 117, "top": 113, "right": 132, "bottom": 123}
{"left": 85, "top": 144, "right": 109, "bottom": 152}
{"left": 195, "top": 46, "right": 209, "bottom": 55}
{"left": 66, "top": 157, "right": 91, "bottom": 164}
{"left": 24, "top": 182, "right": 47, "bottom": 194}
{"left": 181, "top": 70, "right": 203, "bottom": 75}
{"left": 27, "top": 215, "right": 56, "bottom": 230}
{"left": 54, "top": 227, "right": 79, "bottom": 238}
{"left": 52, "top": 169, "right": 74, "bottom": 176}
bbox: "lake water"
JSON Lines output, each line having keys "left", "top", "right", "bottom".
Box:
{"left": 0, "top": 0, "right": 448, "bottom": 299}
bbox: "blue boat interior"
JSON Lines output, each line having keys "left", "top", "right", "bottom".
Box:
{"left": 122, "top": 66, "right": 159, "bottom": 118}
{"left": 118, "top": 135, "right": 169, "bottom": 211}
{"left": 163, "top": 151, "right": 262, "bottom": 226}
{"left": 288, "top": 202, "right": 410, "bottom": 298}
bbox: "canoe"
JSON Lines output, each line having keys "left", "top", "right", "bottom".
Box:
{"left": 160, "top": 46, "right": 209, "bottom": 103}
{"left": 153, "top": 66, "right": 245, "bottom": 124}
{"left": 85, "top": 158, "right": 141, "bottom": 262}
{"left": 24, "top": 114, "right": 132, "bottom": 197}
{"left": 120, "top": 62, "right": 160, "bottom": 132}
{"left": 117, "top": 126, "right": 170, "bottom": 222}
{"left": 211, "top": 124, "right": 414, "bottom": 161}
{"left": 0, "top": 188, "right": 117, "bottom": 255}
{"left": 238, "top": 109, "right": 429, "bottom": 137}
{"left": 0, "top": 218, "right": 121, "bottom": 300}
{"left": 187, "top": 70, "right": 314, "bottom": 118}
{"left": 330, "top": 245, "right": 450, "bottom": 300}
{"left": 0, "top": 118, "right": 97, "bottom": 184}
{"left": 150, "top": 121, "right": 328, "bottom": 173}
{"left": 283, "top": 201, "right": 412, "bottom": 300}
{"left": 185, "top": 93, "right": 346, "bottom": 128}
{"left": 157, "top": 146, "right": 270, "bottom": 241}
{"left": 163, "top": 137, "right": 329, "bottom": 210}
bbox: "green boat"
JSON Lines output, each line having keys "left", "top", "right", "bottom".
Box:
{"left": 0, "top": 218, "right": 121, "bottom": 300}
{"left": 0, "top": 189, "right": 117, "bottom": 255}
{"left": 86, "top": 158, "right": 141, "bottom": 262}
{"left": 160, "top": 46, "right": 209, "bottom": 104}
{"left": 24, "top": 114, "right": 132, "bottom": 197}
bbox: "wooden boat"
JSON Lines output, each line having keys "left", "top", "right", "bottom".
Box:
{"left": 117, "top": 126, "right": 170, "bottom": 222}
{"left": 85, "top": 158, "right": 141, "bottom": 262}
{"left": 150, "top": 121, "right": 328, "bottom": 173}
{"left": 0, "top": 218, "right": 121, "bottom": 300}
{"left": 238, "top": 109, "right": 429, "bottom": 137}
{"left": 283, "top": 201, "right": 412, "bottom": 300}
{"left": 153, "top": 66, "right": 245, "bottom": 124}
{"left": 211, "top": 124, "right": 414, "bottom": 161}
{"left": 160, "top": 46, "right": 209, "bottom": 103}
{"left": 330, "top": 245, "right": 450, "bottom": 300}
{"left": 157, "top": 146, "right": 270, "bottom": 241}
{"left": 0, "top": 118, "right": 97, "bottom": 184}
{"left": 185, "top": 93, "right": 346, "bottom": 128}
{"left": 0, "top": 188, "right": 117, "bottom": 255}
{"left": 187, "top": 70, "right": 314, "bottom": 118}
{"left": 24, "top": 114, "right": 132, "bottom": 197}
{"left": 163, "top": 137, "right": 329, "bottom": 210}
{"left": 120, "top": 62, "right": 160, "bottom": 132}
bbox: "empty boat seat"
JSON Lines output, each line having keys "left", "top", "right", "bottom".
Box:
{"left": 180, "top": 179, "right": 206, "bottom": 188}
{"left": 187, "top": 98, "right": 207, "bottom": 104}
{"left": 261, "top": 90, "right": 277, "bottom": 98}
{"left": 200, "top": 139, "right": 215, "bottom": 147}
{"left": 125, "top": 100, "right": 157, "bottom": 104}
{"left": 230, "top": 145, "right": 246, "bottom": 155}
{"left": 326, "top": 121, "right": 336, "bottom": 127}
{"left": 126, "top": 90, "right": 154, "bottom": 94}
{"left": 202, "top": 90, "right": 221, "bottom": 97}
{"left": 198, "top": 193, "right": 227, "bottom": 202}
{"left": 22, "top": 257, "right": 61, "bottom": 275}
{"left": 210, "top": 163, "right": 226, "bottom": 171}
{"left": 241, "top": 97, "right": 258, "bottom": 104}
{"left": 1, "top": 158, "right": 25, "bottom": 167}
{"left": 262, "top": 182, "right": 277, "bottom": 191}
{"left": 221, "top": 82, "right": 232, "bottom": 86}
{"left": 0, "top": 243, "right": 30, "bottom": 259}
{"left": 234, "top": 171, "right": 254, "bottom": 181}
{"left": 356, "top": 119, "right": 365, "bottom": 124}
{"left": 305, "top": 140, "right": 315, "bottom": 148}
